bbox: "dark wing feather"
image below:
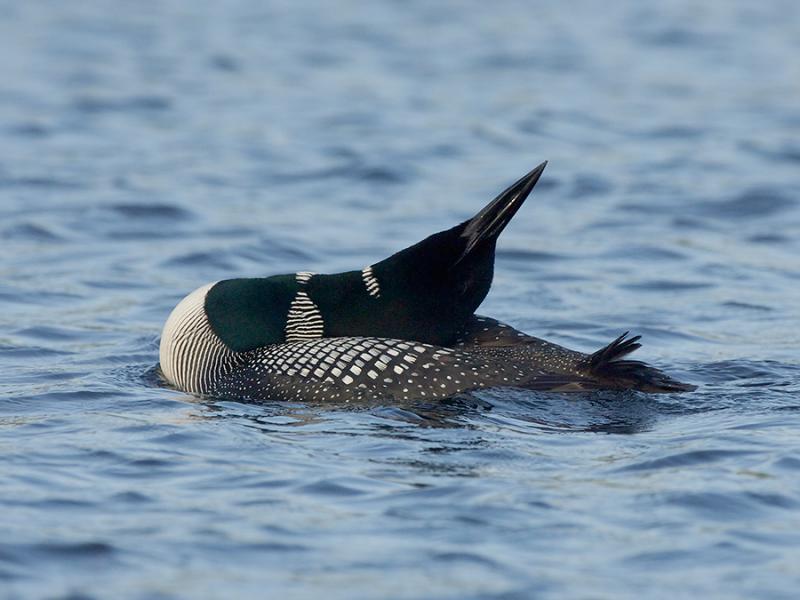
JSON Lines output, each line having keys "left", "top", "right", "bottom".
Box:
{"left": 588, "top": 332, "right": 643, "bottom": 372}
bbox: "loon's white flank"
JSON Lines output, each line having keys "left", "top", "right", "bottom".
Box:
{"left": 159, "top": 282, "right": 237, "bottom": 394}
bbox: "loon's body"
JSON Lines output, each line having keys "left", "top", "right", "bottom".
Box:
{"left": 159, "top": 162, "right": 696, "bottom": 402}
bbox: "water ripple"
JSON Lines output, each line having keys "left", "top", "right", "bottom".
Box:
{"left": 1, "top": 1, "right": 799, "bottom": 599}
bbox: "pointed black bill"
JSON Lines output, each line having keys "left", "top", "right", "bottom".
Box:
{"left": 456, "top": 161, "right": 547, "bottom": 263}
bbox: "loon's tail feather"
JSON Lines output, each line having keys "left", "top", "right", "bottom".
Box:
{"left": 588, "top": 332, "right": 697, "bottom": 393}
{"left": 456, "top": 161, "right": 547, "bottom": 264}
{"left": 589, "top": 332, "right": 643, "bottom": 374}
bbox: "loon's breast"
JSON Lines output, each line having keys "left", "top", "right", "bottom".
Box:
{"left": 159, "top": 283, "right": 242, "bottom": 394}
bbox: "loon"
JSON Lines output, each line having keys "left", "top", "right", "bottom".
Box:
{"left": 159, "top": 162, "right": 696, "bottom": 402}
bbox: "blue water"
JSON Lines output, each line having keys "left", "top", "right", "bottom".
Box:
{"left": 2, "top": 1, "right": 800, "bottom": 598}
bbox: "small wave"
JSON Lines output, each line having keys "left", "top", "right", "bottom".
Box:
{"left": 5, "top": 122, "right": 52, "bottom": 138}
{"left": 694, "top": 187, "right": 796, "bottom": 220}
{"left": 665, "top": 490, "right": 798, "bottom": 521}
{"left": 616, "top": 449, "right": 759, "bottom": 472}
{"left": 495, "top": 249, "right": 568, "bottom": 262}
{"left": 0, "top": 176, "right": 86, "bottom": 190}
{"left": 693, "top": 360, "right": 791, "bottom": 384}
{"left": 1, "top": 222, "right": 64, "bottom": 242}
{"left": 740, "top": 140, "right": 800, "bottom": 164}
{"left": 108, "top": 203, "right": 193, "bottom": 221}
{"left": 34, "top": 541, "right": 116, "bottom": 558}
{"left": 569, "top": 173, "right": 614, "bottom": 197}
{"left": 620, "top": 279, "right": 713, "bottom": 292}
{"left": 72, "top": 95, "right": 172, "bottom": 113}
{"left": 721, "top": 301, "right": 772, "bottom": 312}
{"left": 160, "top": 251, "right": 237, "bottom": 271}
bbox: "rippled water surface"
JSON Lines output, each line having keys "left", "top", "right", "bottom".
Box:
{"left": 2, "top": 1, "right": 800, "bottom": 598}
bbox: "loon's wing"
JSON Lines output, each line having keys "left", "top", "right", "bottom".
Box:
{"left": 453, "top": 314, "right": 561, "bottom": 348}
{"left": 454, "top": 315, "right": 697, "bottom": 393}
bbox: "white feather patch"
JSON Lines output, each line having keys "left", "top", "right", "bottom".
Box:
{"left": 361, "top": 265, "right": 381, "bottom": 298}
